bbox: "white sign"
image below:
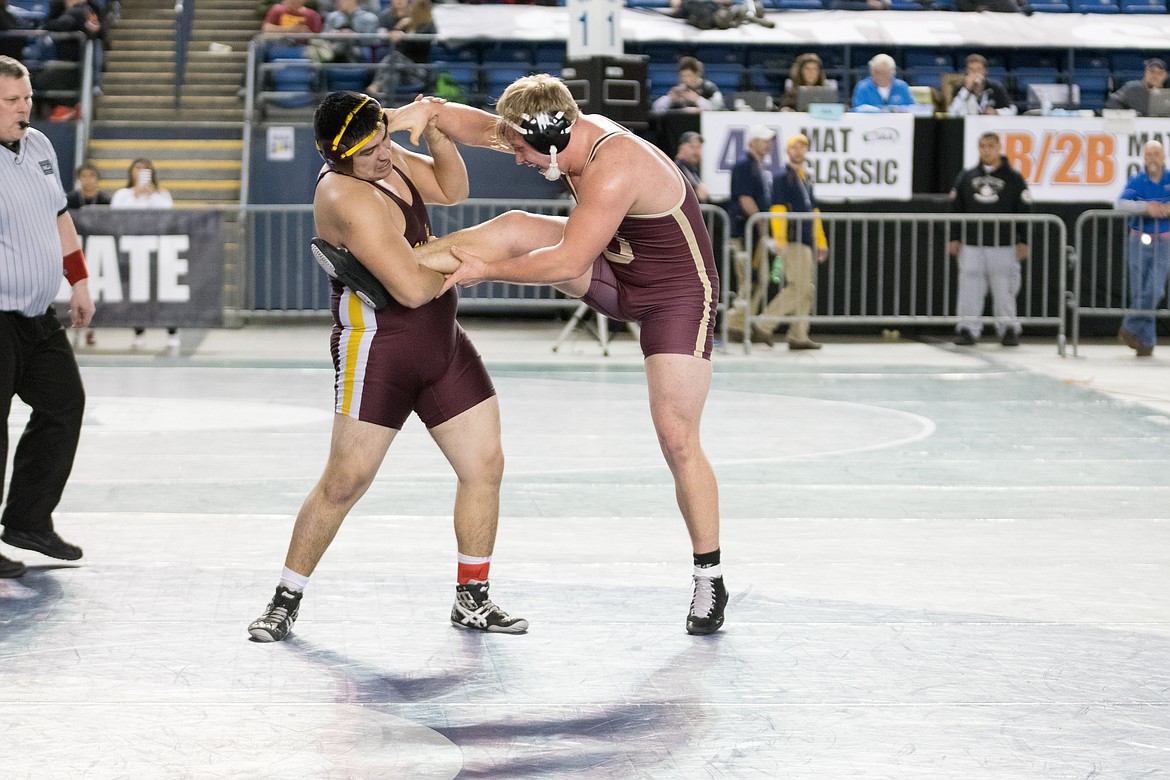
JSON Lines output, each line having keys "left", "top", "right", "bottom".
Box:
{"left": 962, "top": 116, "right": 1170, "bottom": 202}
{"left": 267, "top": 126, "right": 296, "bottom": 162}
{"left": 699, "top": 112, "right": 915, "bottom": 201}
{"left": 566, "top": 0, "right": 622, "bottom": 60}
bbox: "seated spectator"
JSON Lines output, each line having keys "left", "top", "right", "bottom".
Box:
{"left": 1106, "top": 58, "right": 1168, "bottom": 116}
{"left": 668, "top": 0, "right": 774, "bottom": 30}
{"left": 39, "top": 0, "right": 103, "bottom": 120}
{"left": 316, "top": 0, "right": 379, "bottom": 15}
{"left": 851, "top": 53, "right": 914, "bottom": 112}
{"left": 948, "top": 53, "right": 1016, "bottom": 116}
{"left": 66, "top": 160, "right": 109, "bottom": 209}
{"left": 368, "top": 0, "right": 436, "bottom": 105}
{"left": 651, "top": 55, "right": 725, "bottom": 113}
{"left": 323, "top": 0, "right": 378, "bottom": 63}
{"left": 780, "top": 53, "right": 838, "bottom": 112}
{"left": 262, "top": 0, "right": 322, "bottom": 35}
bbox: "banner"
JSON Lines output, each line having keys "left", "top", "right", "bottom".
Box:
{"left": 57, "top": 209, "right": 225, "bottom": 328}
{"left": 700, "top": 112, "right": 915, "bottom": 202}
{"left": 962, "top": 116, "right": 1168, "bottom": 202}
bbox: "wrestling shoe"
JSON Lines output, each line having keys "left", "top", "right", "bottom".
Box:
{"left": 1000, "top": 330, "right": 1020, "bottom": 347}
{"left": 686, "top": 574, "right": 728, "bottom": 635}
{"left": 248, "top": 585, "right": 302, "bottom": 642}
{"left": 451, "top": 581, "right": 529, "bottom": 634}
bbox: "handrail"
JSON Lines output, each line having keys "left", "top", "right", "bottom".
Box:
{"left": 173, "top": 0, "right": 196, "bottom": 107}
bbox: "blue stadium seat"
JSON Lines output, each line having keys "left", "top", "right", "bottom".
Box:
{"left": 625, "top": 0, "right": 672, "bottom": 6}
{"left": 1027, "top": 1, "right": 1071, "bottom": 11}
{"left": 906, "top": 51, "right": 954, "bottom": 70}
{"left": 1013, "top": 67, "right": 1061, "bottom": 98}
{"left": 702, "top": 63, "right": 744, "bottom": 94}
{"left": 1120, "top": 0, "right": 1167, "bottom": 10}
{"left": 1072, "top": 0, "right": 1121, "bottom": 10}
{"left": 694, "top": 45, "right": 743, "bottom": 68}
{"left": 888, "top": 0, "right": 926, "bottom": 8}
{"left": 269, "top": 60, "right": 316, "bottom": 108}
{"left": 910, "top": 67, "right": 952, "bottom": 90}
{"left": 775, "top": 0, "right": 823, "bottom": 9}
{"left": 326, "top": 67, "right": 373, "bottom": 93}
{"left": 8, "top": 0, "right": 48, "bottom": 22}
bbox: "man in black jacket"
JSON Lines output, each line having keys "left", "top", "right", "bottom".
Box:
{"left": 948, "top": 131, "right": 1032, "bottom": 347}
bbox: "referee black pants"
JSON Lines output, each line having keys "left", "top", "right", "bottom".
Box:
{"left": 0, "top": 308, "right": 85, "bottom": 534}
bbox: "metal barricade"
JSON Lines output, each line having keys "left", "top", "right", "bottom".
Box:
{"left": 239, "top": 200, "right": 733, "bottom": 321}
{"left": 1071, "top": 209, "right": 1170, "bottom": 356}
{"left": 737, "top": 211, "right": 1071, "bottom": 355}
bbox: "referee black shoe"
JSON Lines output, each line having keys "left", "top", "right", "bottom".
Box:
{"left": 686, "top": 575, "right": 728, "bottom": 635}
{"left": 1000, "top": 330, "right": 1020, "bottom": 347}
{"left": 248, "top": 586, "right": 302, "bottom": 642}
{"left": 0, "top": 552, "right": 26, "bottom": 578}
{"left": 1, "top": 528, "right": 82, "bottom": 561}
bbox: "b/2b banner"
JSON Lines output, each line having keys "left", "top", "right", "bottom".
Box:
{"left": 963, "top": 115, "right": 1168, "bottom": 202}
{"left": 56, "top": 209, "right": 225, "bottom": 328}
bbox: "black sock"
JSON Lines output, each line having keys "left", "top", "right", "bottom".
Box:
{"left": 693, "top": 549, "right": 721, "bottom": 568}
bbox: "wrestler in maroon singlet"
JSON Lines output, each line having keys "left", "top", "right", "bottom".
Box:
{"left": 569, "top": 132, "right": 720, "bottom": 360}
{"left": 321, "top": 165, "right": 494, "bottom": 430}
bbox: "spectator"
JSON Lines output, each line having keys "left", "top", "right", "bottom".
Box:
{"left": 41, "top": 0, "right": 103, "bottom": 121}
{"left": 261, "top": 0, "right": 323, "bottom": 35}
{"left": 779, "top": 53, "right": 838, "bottom": 112}
{"left": 1105, "top": 58, "right": 1169, "bottom": 116}
{"left": 1114, "top": 140, "right": 1170, "bottom": 357}
{"left": 651, "top": 55, "right": 724, "bottom": 113}
{"left": 110, "top": 159, "right": 178, "bottom": 351}
{"left": 727, "top": 124, "right": 776, "bottom": 345}
{"left": 674, "top": 130, "right": 708, "bottom": 203}
{"left": 323, "top": 0, "right": 379, "bottom": 63}
{"left": 948, "top": 54, "right": 1016, "bottom": 116}
{"left": 67, "top": 161, "right": 107, "bottom": 347}
{"left": 368, "top": 0, "right": 437, "bottom": 105}
{"left": 948, "top": 132, "right": 1031, "bottom": 347}
{"left": 316, "top": 0, "right": 379, "bottom": 15}
{"left": 761, "top": 134, "right": 828, "bottom": 350}
{"left": 669, "top": 0, "right": 775, "bottom": 29}
{"left": 851, "top": 53, "right": 914, "bottom": 112}
{"left": 66, "top": 160, "right": 109, "bottom": 209}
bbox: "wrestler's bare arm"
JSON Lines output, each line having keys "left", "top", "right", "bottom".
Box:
{"left": 395, "top": 126, "right": 468, "bottom": 206}
{"left": 315, "top": 175, "right": 445, "bottom": 308}
{"left": 387, "top": 100, "right": 502, "bottom": 150}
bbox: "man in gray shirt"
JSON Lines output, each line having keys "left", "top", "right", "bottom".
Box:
{"left": 1106, "top": 58, "right": 1168, "bottom": 116}
{"left": 0, "top": 55, "right": 94, "bottom": 577}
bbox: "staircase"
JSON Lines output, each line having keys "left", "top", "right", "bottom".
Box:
{"left": 88, "top": 0, "right": 260, "bottom": 205}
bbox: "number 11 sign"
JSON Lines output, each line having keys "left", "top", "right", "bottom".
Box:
{"left": 567, "top": 0, "right": 623, "bottom": 60}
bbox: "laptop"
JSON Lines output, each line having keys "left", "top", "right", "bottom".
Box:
{"left": 732, "top": 91, "right": 774, "bottom": 111}
{"left": 1147, "top": 88, "right": 1170, "bottom": 117}
{"left": 796, "top": 85, "right": 840, "bottom": 113}
{"left": 1026, "top": 83, "right": 1080, "bottom": 111}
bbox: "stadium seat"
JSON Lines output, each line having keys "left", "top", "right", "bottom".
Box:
{"left": 906, "top": 51, "right": 954, "bottom": 71}
{"left": 1072, "top": 0, "right": 1121, "bottom": 10}
{"left": 1120, "top": 0, "right": 1167, "bottom": 11}
{"left": 1026, "top": 1, "right": 1072, "bottom": 11}
{"left": 775, "top": 0, "right": 823, "bottom": 9}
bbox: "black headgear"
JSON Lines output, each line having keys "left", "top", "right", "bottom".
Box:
{"left": 316, "top": 93, "right": 384, "bottom": 173}
{"left": 512, "top": 111, "right": 573, "bottom": 156}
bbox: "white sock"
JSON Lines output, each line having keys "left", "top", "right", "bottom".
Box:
{"left": 694, "top": 563, "right": 722, "bottom": 578}
{"left": 279, "top": 566, "right": 310, "bottom": 593}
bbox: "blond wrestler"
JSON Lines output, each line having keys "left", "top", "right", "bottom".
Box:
{"left": 389, "top": 75, "right": 727, "bottom": 635}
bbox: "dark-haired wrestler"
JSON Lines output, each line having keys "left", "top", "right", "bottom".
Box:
{"left": 247, "top": 92, "right": 527, "bottom": 642}
{"left": 389, "top": 74, "right": 727, "bottom": 635}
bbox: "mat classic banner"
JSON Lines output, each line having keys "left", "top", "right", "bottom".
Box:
{"left": 699, "top": 112, "right": 915, "bottom": 202}
{"left": 56, "top": 209, "right": 225, "bottom": 328}
{"left": 962, "top": 115, "right": 1170, "bottom": 202}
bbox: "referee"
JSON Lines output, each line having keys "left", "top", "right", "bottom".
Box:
{"left": 0, "top": 55, "right": 94, "bottom": 578}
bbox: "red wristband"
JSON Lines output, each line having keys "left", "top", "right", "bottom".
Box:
{"left": 63, "top": 248, "right": 88, "bottom": 286}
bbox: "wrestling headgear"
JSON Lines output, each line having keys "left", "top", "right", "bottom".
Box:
{"left": 511, "top": 111, "right": 573, "bottom": 181}
{"left": 315, "top": 93, "right": 385, "bottom": 174}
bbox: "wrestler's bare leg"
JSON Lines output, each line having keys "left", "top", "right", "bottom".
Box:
{"left": 428, "top": 397, "right": 504, "bottom": 557}
{"left": 283, "top": 414, "right": 395, "bottom": 576}
{"left": 644, "top": 354, "right": 720, "bottom": 554}
{"left": 416, "top": 210, "right": 567, "bottom": 274}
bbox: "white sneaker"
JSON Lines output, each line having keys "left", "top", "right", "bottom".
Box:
{"left": 166, "top": 333, "right": 181, "bottom": 350}
{"left": 131, "top": 333, "right": 146, "bottom": 349}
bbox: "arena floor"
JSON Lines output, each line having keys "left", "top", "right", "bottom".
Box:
{"left": 3, "top": 319, "right": 1168, "bottom": 779}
